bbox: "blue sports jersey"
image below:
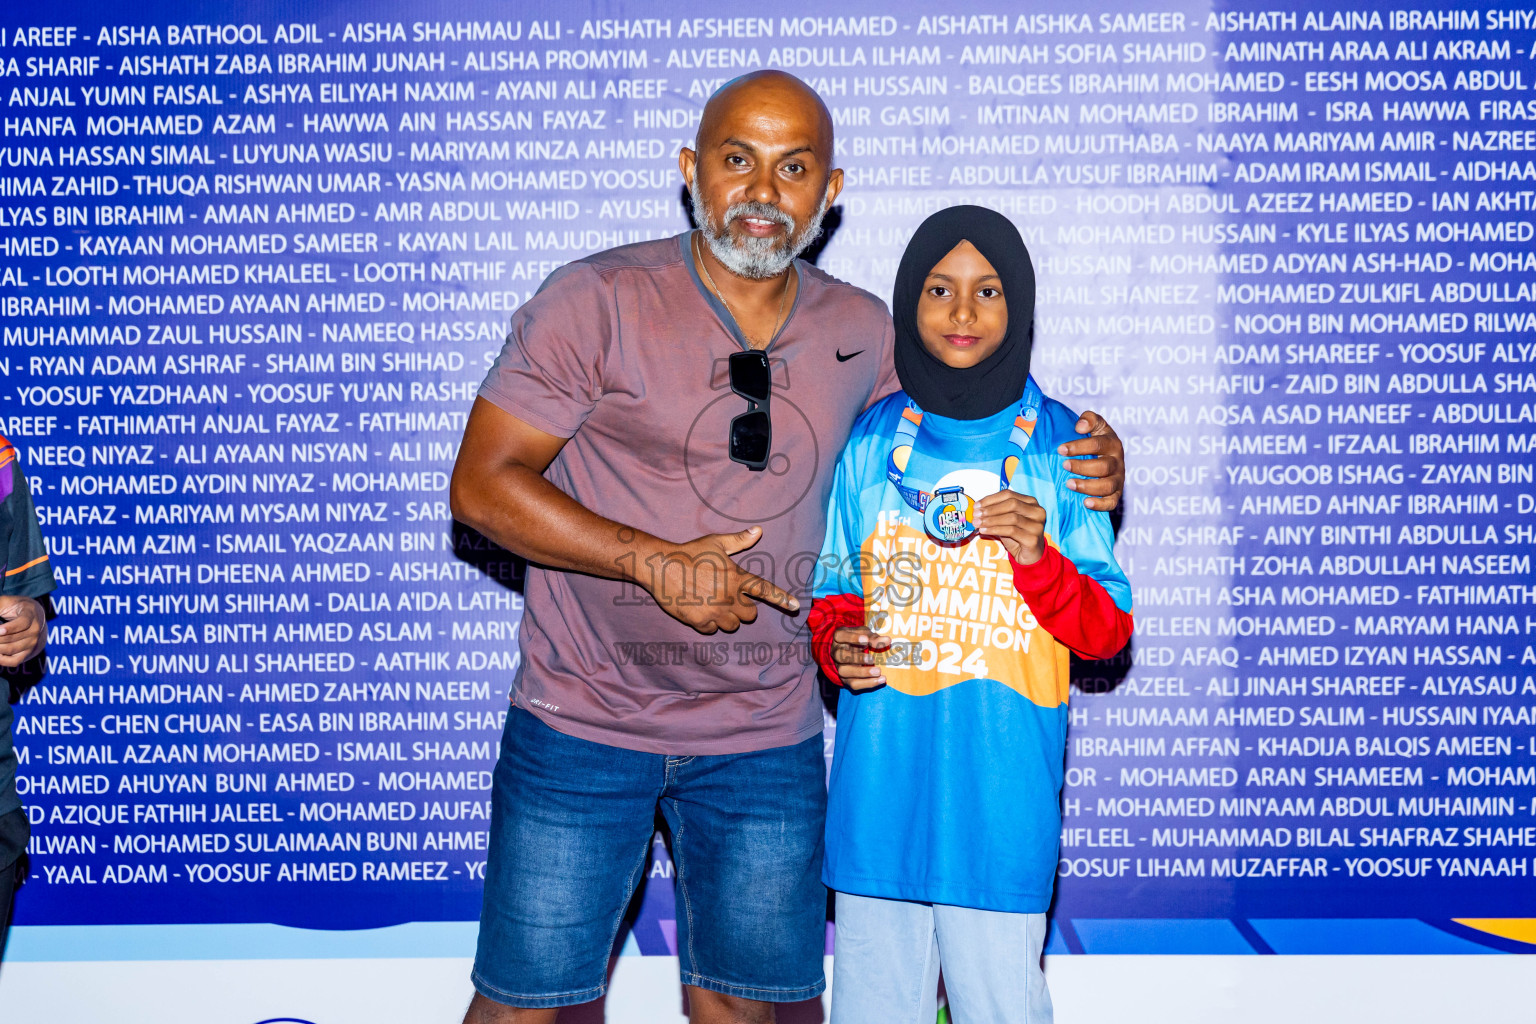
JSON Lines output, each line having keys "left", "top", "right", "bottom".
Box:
{"left": 814, "top": 381, "right": 1132, "bottom": 913}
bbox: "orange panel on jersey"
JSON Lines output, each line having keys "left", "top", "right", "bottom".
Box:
{"left": 859, "top": 519, "right": 1069, "bottom": 708}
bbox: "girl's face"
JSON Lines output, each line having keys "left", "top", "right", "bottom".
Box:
{"left": 915, "top": 240, "right": 1008, "bottom": 369}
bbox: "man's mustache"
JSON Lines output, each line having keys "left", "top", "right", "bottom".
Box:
{"left": 722, "top": 201, "right": 795, "bottom": 232}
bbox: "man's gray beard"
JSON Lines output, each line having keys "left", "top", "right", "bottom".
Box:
{"left": 689, "top": 185, "right": 829, "bottom": 280}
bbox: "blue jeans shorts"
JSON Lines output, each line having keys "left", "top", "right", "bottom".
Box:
{"left": 471, "top": 708, "right": 828, "bottom": 1008}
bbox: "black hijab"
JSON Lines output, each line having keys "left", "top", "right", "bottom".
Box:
{"left": 892, "top": 205, "right": 1036, "bottom": 420}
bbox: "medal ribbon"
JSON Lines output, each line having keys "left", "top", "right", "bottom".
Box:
{"left": 886, "top": 376, "right": 1043, "bottom": 515}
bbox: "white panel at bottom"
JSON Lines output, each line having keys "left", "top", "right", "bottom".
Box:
{"left": 1047, "top": 956, "right": 1535, "bottom": 1023}
{"left": 2, "top": 955, "right": 1534, "bottom": 1023}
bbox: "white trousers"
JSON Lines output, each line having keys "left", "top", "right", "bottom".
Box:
{"left": 830, "top": 891, "right": 1053, "bottom": 1024}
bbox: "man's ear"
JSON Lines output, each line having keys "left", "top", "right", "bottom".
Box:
{"left": 678, "top": 146, "right": 698, "bottom": 190}
{"left": 824, "top": 166, "right": 845, "bottom": 208}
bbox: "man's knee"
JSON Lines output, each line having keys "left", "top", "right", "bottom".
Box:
{"left": 687, "top": 986, "right": 776, "bottom": 1024}
{"left": 463, "top": 992, "right": 560, "bottom": 1024}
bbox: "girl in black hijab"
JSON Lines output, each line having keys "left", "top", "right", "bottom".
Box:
{"left": 809, "top": 206, "right": 1134, "bottom": 1023}
{"left": 891, "top": 203, "right": 1037, "bottom": 421}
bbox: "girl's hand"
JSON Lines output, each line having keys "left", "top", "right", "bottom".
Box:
{"left": 975, "top": 491, "right": 1047, "bottom": 564}
{"left": 831, "top": 627, "right": 892, "bottom": 691}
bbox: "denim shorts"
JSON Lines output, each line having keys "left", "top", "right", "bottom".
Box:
{"left": 471, "top": 708, "right": 828, "bottom": 1008}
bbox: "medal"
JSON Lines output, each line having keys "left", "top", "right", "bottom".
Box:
{"left": 887, "top": 378, "right": 1043, "bottom": 544}
{"left": 924, "top": 487, "right": 976, "bottom": 543}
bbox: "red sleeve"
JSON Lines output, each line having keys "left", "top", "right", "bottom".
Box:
{"left": 1009, "top": 545, "right": 1133, "bottom": 661}
{"left": 808, "top": 593, "right": 864, "bottom": 684}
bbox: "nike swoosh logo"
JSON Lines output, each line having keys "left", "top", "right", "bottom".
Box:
{"left": 836, "top": 349, "right": 863, "bottom": 362}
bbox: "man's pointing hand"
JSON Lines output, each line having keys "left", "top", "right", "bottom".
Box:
{"left": 645, "top": 525, "right": 800, "bottom": 635}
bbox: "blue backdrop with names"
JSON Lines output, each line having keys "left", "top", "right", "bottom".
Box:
{"left": 2, "top": 0, "right": 1534, "bottom": 958}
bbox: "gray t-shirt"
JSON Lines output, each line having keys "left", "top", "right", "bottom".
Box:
{"left": 477, "top": 234, "right": 898, "bottom": 754}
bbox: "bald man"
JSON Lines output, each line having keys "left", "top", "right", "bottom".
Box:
{"left": 452, "top": 72, "right": 1125, "bottom": 1023}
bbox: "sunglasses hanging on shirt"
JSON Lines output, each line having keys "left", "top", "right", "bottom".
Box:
{"left": 728, "top": 350, "right": 772, "bottom": 471}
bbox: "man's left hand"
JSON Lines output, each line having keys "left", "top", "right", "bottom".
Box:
{"left": 0, "top": 596, "right": 46, "bottom": 667}
{"left": 1058, "top": 410, "right": 1125, "bottom": 512}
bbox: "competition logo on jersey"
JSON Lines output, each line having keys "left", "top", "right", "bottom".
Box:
{"left": 859, "top": 517, "right": 1069, "bottom": 707}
